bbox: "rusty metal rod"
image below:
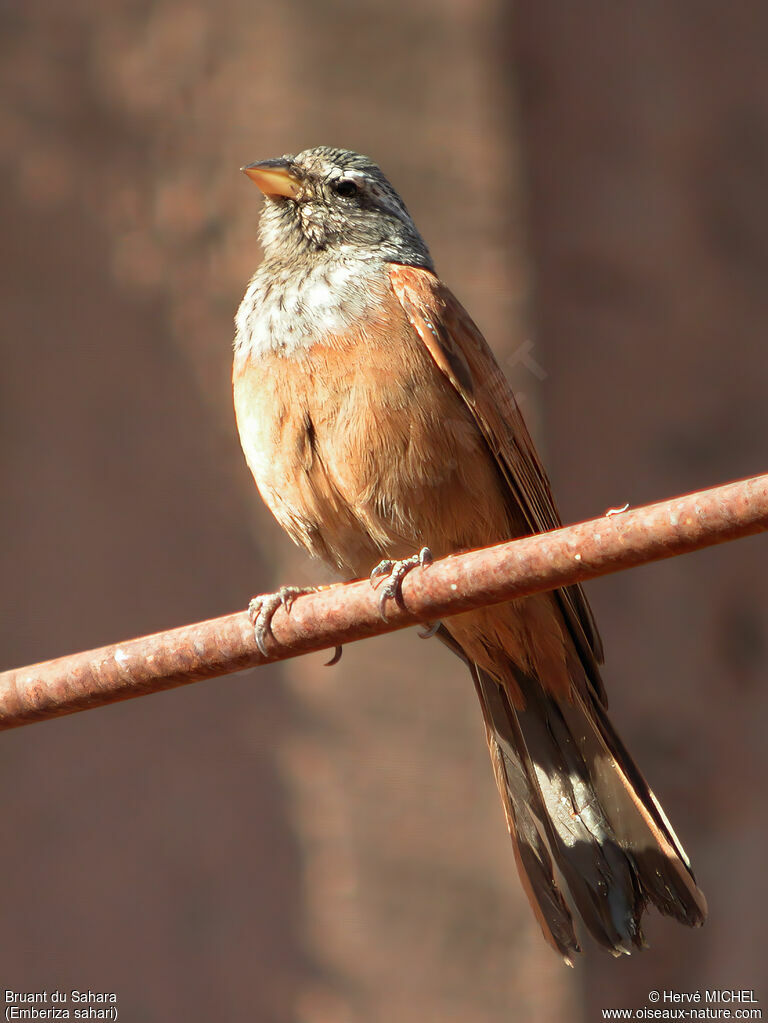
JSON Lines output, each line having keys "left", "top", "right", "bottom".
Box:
{"left": 1, "top": 472, "right": 766, "bottom": 732}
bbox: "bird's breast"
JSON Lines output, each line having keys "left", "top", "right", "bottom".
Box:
{"left": 233, "top": 270, "right": 512, "bottom": 574}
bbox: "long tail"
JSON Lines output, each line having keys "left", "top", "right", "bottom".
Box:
{"left": 443, "top": 630, "right": 707, "bottom": 960}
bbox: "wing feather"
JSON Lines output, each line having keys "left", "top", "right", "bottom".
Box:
{"left": 390, "top": 264, "right": 606, "bottom": 702}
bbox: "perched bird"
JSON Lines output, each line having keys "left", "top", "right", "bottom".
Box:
{"left": 233, "top": 146, "right": 706, "bottom": 960}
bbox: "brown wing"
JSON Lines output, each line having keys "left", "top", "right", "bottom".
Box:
{"left": 389, "top": 263, "right": 606, "bottom": 704}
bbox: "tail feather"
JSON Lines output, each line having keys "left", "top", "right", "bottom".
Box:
{"left": 434, "top": 623, "right": 705, "bottom": 957}
{"left": 513, "top": 674, "right": 647, "bottom": 954}
{"left": 557, "top": 688, "right": 707, "bottom": 926}
{"left": 470, "top": 655, "right": 706, "bottom": 957}
{"left": 477, "top": 672, "right": 581, "bottom": 961}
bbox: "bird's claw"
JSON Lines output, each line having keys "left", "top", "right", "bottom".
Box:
{"left": 248, "top": 585, "right": 316, "bottom": 657}
{"left": 324, "top": 646, "right": 343, "bottom": 667}
{"left": 369, "top": 547, "right": 432, "bottom": 620}
{"left": 369, "top": 559, "right": 395, "bottom": 583}
{"left": 418, "top": 620, "right": 441, "bottom": 639}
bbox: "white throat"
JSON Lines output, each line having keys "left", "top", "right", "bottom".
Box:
{"left": 234, "top": 256, "right": 390, "bottom": 360}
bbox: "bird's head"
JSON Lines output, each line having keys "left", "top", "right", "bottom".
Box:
{"left": 242, "top": 146, "right": 433, "bottom": 270}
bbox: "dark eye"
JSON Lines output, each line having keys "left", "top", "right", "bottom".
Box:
{"left": 334, "top": 179, "right": 359, "bottom": 198}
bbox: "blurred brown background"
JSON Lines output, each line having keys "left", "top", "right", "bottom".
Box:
{"left": 1, "top": 2, "right": 766, "bottom": 1020}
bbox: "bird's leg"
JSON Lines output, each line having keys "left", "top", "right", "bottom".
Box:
{"left": 369, "top": 547, "right": 433, "bottom": 619}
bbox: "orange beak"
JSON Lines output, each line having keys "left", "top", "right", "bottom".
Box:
{"left": 241, "top": 159, "right": 302, "bottom": 199}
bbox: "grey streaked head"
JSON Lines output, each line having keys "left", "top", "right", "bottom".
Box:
{"left": 242, "top": 146, "right": 434, "bottom": 271}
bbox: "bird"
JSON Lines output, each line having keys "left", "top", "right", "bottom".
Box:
{"left": 232, "top": 145, "right": 707, "bottom": 961}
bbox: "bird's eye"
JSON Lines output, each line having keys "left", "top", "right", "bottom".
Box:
{"left": 334, "top": 179, "right": 359, "bottom": 198}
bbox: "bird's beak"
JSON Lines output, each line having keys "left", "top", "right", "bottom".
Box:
{"left": 241, "top": 159, "right": 302, "bottom": 199}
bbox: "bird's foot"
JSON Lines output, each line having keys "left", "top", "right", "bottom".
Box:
{"left": 369, "top": 547, "right": 432, "bottom": 619}
{"left": 248, "top": 585, "right": 316, "bottom": 657}
{"left": 248, "top": 585, "right": 343, "bottom": 666}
